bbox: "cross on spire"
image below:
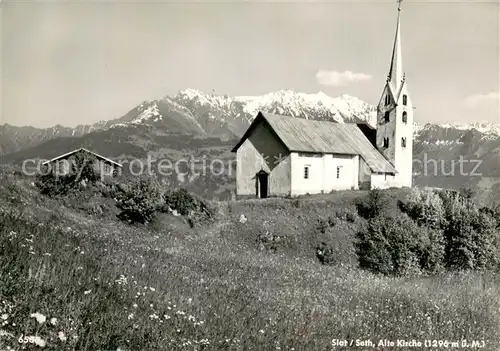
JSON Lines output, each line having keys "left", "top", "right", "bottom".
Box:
{"left": 397, "top": 0, "right": 403, "bottom": 11}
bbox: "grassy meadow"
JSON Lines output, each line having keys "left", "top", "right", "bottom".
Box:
{"left": 0, "top": 169, "right": 499, "bottom": 350}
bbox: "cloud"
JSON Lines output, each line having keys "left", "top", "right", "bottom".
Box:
{"left": 464, "top": 91, "right": 500, "bottom": 108}
{"left": 315, "top": 70, "right": 372, "bottom": 87}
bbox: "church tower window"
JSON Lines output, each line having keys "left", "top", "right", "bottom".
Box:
{"left": 374, "top": 0, "right": 413, "bottom": 187}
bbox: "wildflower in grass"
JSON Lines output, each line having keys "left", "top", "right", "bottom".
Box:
{"left": 58, "top": 331, "right": 67, "bottom": 342}
{"left": 149, "top": 287, "right": 155, "bottom": 292}
{"left": 34, "top": 336, "right": 47, "bottom": 347}
{"left": 127, "top": 313, "right": 134, "bottom": 320}
{"left": 164, "top": 315, "right": 171, "bottom": 320}
{"left": 239, "top": 214, "right": 247, "bottom": 223}
{"left": 84, "top": 290, "right": 91, "bottom": 295}
{"left": 0, "top": 329, "right": 14, "bottom": 338}
{"left": 132, "top": 304, "right": 138, "bottom": 309}
{"left": 1, "top": 314, "right": 8, "bottom": 320}
{"left": 30, "top": 312, "right": 46, "bottom": 324}
{"left": 50, "top": 317, "right": 57, "bottom": 325}
{"left": 115, "top": 275, "right": 127, "bottom": 285}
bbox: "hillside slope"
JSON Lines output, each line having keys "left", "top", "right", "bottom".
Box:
{"left": 1, "top": 170, "right": 499, "bottom": 350}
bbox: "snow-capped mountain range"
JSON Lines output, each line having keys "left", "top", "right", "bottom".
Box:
{"left": 118, "top": 88, "right": 500, "bottom": 139}
{"left": 1, "top": 88, "right": 499, "bottom": 155}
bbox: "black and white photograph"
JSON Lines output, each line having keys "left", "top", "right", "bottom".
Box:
{"left": 1, "top": 0, "right": 499, "bottom": 349}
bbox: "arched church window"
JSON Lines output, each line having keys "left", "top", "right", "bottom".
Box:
{"left": 385, "top": 95, "right": 390, "bottom": 106}
{"left": 402, "top": 95, "right": 407, "bottom": 106}
{"left": 401, "top": 137, "right": 407, "bottom": 147}
{"left": 383, "top": 137, "right": 389, "bottom": 148}
{"left": 402, "top": 111, "right": 407, "bottom": 123}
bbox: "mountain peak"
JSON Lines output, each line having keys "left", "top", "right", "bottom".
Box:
{"left": 176, "top": 88, "right": 207, "bottom": 98}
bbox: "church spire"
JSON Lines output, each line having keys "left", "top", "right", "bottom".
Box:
{"left": 387, "top": 0, "right": 404, "bottom": 92}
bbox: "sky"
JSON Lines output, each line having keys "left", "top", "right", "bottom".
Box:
{"left": 2, "top": 0, "right": 499, "bottom": 128}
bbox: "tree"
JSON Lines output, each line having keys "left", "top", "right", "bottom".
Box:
{"left": 114, "top": 176, "right": 162, "bottom": 224}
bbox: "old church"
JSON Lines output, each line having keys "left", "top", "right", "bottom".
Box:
{"left": 232, "top": 2, "right": 413, "bottom": 198}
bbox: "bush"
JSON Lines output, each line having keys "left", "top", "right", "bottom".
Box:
{"left": 398, "top": 188, "right": 500, "bottom": 272}
{"left": 162, "top": 188, "right": 215, "bottom": 227}
{"left": 114, "top": 176, "right": 162, "bottom": 224}
{"left": 335, "top": 208, "right": 357, "bottom": 223}
{"left": 316, "top": 216, "right": 337, "bottom": 234}
{"left": 355, "top": 188, "right": 391, "bottom": 220}
{"left": 399, "top": 188, "right": 447, "bottom": 230}
{"left": 443, "top": 199, "right": 498, "bottom": 271}
{"left": 35, "top": 153, "right": 100, "bottom": 197}
{"left": 316, "top": 242, "right": 335, "bottom": 265}
{"left": 163, "top": 188, "right": 197, "bottom": 216}
{"left": 355, "top": 214, "right": 445, "bottom": 276}
{"left": 256, "top": 230, "right": 283, "bottom": 253}
{"left": 35, "top": 171, "right": 73, "bottom": 197}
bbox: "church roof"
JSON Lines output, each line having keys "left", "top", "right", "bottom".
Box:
{"left": 232, "top": 112, "right": 397, "bottom": 174}
{"left": 41, "top": 148, "right": 123, "bottom": 167}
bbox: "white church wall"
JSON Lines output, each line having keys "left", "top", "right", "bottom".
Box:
{"left": 393, "top": 86, "right": 413, "bottom": 188}
{"left": 290, "top": 152, "right": 358, "bottom": 196}
{"left": 323, "top": 154, "right": 359, "bottom": 192}
{"left": 290, "top": 152, "right": 324, "bottom": 196}
{"left": 371, "top": 173, "right": 395, "bottom": 189}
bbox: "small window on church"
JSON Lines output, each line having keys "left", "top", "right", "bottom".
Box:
{"left": 383, "top": 137, "right": 389, "bottom": 148}
{"left": 384, "top": 111, "right": 390, "bottom": 123}
{"left": 336, "top": 166, "right": 341, "bottom": 179}
{"left": 402, "top": 111, "right": 408, "bottom": 123}
{"left": 403, "top": 95, "right": 408, "bottom": 106}
{"left": 384, "top": 95, "right": 390, "bottom": 106}
{"left": 401, "top": 137, "right": 407, "bottom": 147}
{"left": 304, "top": 166, "right": 309, "bottom": 179}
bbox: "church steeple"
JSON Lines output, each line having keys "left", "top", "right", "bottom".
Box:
{"left": 375, "top": 0, "right": 413, "bottom": 189}
{"left": 387, "top": 0, "right": 404, "bottom": 92}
